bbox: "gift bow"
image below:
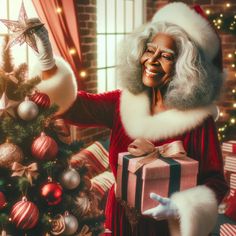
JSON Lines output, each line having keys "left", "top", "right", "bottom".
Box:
{"left": 11, "top": 162, "right": 38, "bottom": 185}
{"left": 127, "top": 139, "right": 187, "bottom": 172}
{"left": 78, "top": 225, "right": 92, "bottom": 236}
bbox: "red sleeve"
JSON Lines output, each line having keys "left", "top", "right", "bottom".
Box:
{"left": 61, "top": 90, "right": 120, "bottom": 128}
{"left": 183, "top": 116, "right": 229, "bottom": 203}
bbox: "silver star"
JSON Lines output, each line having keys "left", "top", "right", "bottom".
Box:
{"left": 0, "top": 2, "right": 44, "bottom": 52}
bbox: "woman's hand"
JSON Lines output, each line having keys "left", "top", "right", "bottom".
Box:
{"left": 143, "top": 193, "right": 179, "bottom": 221}
{"left": 28, "top": 18, "right": 56, "bottom": 72}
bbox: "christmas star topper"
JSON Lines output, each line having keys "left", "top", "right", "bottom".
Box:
{"left": 0, "top": 1, "right": 44, "bottom": 52}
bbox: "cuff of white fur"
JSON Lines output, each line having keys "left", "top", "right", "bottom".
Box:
{"left": 169, "top": 185, "right": 218, "bottom": 236}
{"left": 29, "top": 57, "right": 78, "bottom": 114}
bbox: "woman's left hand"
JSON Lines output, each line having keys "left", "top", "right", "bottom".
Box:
{"left": 143, "top": 193, "right": 179, "bottom": 221}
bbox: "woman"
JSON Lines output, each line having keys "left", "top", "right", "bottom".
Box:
{"left": 31, "top": 2, "right": 228, "bottom": 236}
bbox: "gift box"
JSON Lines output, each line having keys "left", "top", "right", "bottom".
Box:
{"left": 224, "top": 156, "right": 236, "bottom": 172}
{"left": 230, "top": 174, "right": 236, "bottom": 190}
{"left": 116, "top": 146, "right": 198, "bottom": 214}
{"left": 222, "top": 141, "right": 236, "bottom": 154}
{"left": 220, "top": 223, "right": 236, "bottom": 236}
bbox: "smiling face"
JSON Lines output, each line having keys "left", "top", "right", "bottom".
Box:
{"left": 140, "top": 33, "right": 177, "bottom": 89}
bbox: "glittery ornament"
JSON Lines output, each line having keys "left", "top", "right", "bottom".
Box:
{"left": 60, "top": 168, "right": 80, "bottom": 190}
{"left": 0, "top": 192, "right": 6, "bottom": 209}
{"left": 50, "top": 214, "right": 65, "bottom": 235}
{"left": 30, "top": 92, "right": 50, "bottom": 109}
{"left": 17, "top": 100, "right": 39, "bottom": 121}
{"left": 40, "top": 180, "right": 63, "bottom": 206}
{"left": 31, "top": 132, "right": 58, "bottom": 161}
{"left": 63, "top": 212, "right": 78, "bottom": 235}
{"left": 10, "top": 196, "right": 39, "bottom": 229}
{"left": 0, "top": 141, "right": 23, "bottom": 168}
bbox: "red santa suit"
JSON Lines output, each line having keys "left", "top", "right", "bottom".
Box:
{"left": 31, "top": 58, "right": 228, "bottom": 236}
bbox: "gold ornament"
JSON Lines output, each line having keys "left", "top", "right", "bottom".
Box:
{"left": 51, "top": 214, "right": 65, "bottom": 235}
{"left": 0, "top": 141, "right": 23, "bottom": 168}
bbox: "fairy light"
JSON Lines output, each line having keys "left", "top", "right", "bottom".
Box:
{"left": 220, "top": 14, "right": 224, "bottom": 18}
{"left": 206, "top": 9, "right": 211, "bottom": 15}
{"left": 233, "top": 103, "right": 236, "bottom": 108}
{"left": 217, "top": 19, "right": 222, "bottom": 24}
{"left": 56, "top": 7, "right": 62, "bottom": 13}
{"left": 80, "top": 70, "right": 87, "bottom": 78}
{"left": 226, "top": 3, "right": 231, "bottom": 8}
{"left": 69, "top": 48, "right": 76, "bottom": 55}
{"left": 231, "top": 118, "right": 235, "bottom": 124}
{"left": 233, "top": 89, "right": 236, "bottom": 94}
{"left": 228, "top": 53, "right": 233, "bottom": 58}
{"left": 220, "top": 112, "right": 224, "bottom": 117}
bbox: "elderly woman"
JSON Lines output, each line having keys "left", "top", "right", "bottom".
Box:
{"left": 31, "top": 2, "right": 228, "bottom": 236}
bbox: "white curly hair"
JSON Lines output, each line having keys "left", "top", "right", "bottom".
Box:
{"left": 117, "top": 22, "right": 224, "bottom": 110}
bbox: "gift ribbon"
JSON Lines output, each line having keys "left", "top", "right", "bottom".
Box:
{"left": 11, "top": 162, "right": 38, "bottom": 185}
{"left": 78, "top": 225, "right": 92, "bottom": 236}
{"left": 122, "top": 139, "right": 186, "bottom": 211}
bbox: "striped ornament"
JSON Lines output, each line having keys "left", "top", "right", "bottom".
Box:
{"left": 31, "top": 132, "right": 58, "bottom": 161}
{"left": 10, "top": 197, "right": 39, "bottom": 230}
{"left": 30, "top": 92, "right": 50, "bottom": 109}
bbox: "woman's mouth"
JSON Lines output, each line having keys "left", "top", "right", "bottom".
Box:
{"left": 145, "top": 68, "right": 162, "bottom": 78}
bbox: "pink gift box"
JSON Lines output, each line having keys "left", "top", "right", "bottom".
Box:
{"left": 220, "top": 223, "right": 236, "bottom": 236}
{"left": 222, "top": 141, "right": 236, "bottom": 154}
{"left": 116, "top": 152, "right": 198, "bottom": 214}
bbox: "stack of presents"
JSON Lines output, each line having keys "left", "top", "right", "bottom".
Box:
{"left": 70, "top": 139, "right": 236, "bottom": 235}
{"left": 218, "top": 141, "right": 236, "bottom": 235}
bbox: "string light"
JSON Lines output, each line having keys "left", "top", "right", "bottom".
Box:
{"left": 217, "top": 19, "right": 222, "bottom": 24}
{"left": 233, "top": 103, "right": 236, "bottom": 108}
{"left": 56, "top": 7, "right": 62, "bottom": 13}
{"left": 80, "top": 70, "right": 87, "bottom": 78}
{"left": 231, "top": 118, "right": 235, "bottom": 124}
{"left": 206, "top": 9, "right": 211, "bottom": 15}
{"left": 232, "top": 64, "right": 236, "bottom": 68}
{"left": 226, "top": 3, "right": 231, "bottom": 8}
{"left": 228, "top": 53, "right": 233, "bottom": 58}
{"left": 220, "top": 112, "right": 224, "bottom": 117}
{"left": 69, "top": 48, "right": 76, "bottom": 55}
{"left": 220, "top": 14, "right": 224, "bottom": 18}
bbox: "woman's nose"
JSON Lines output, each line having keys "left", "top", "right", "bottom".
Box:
{"left": 148, "top": 51, "right": 161, "bottom": 65}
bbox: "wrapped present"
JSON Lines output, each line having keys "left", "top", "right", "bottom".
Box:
{"left": 220, "top": 223, "right": 236, "bottom": 236}
{"left": 116, "top": 139, "right": 199, "bottom": 214}
{"left": 222, "top": 141, "right": 236, "bottom": 154}
{"left": 230, "top": 174, "right": 236, "bottom": 189}
{"left": 224, "top": 156, "right": 236, "bottom": 172}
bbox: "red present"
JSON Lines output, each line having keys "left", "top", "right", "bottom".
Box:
{"left": 230, "top": 174, "right": 236, "bottom": 189}
{"left": 222, "top": 141, "right": 236, "bottom": 154}
{"left": 225, "top": 156, "right": 236, "bottom": 172}
{"left": 220, "top": 223, "right": 236, "bottom": 236}
{"left": 116, "top": 140, "right": 198, "bottom": 214}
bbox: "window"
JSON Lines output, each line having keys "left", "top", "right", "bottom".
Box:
{"left": 96, "top": 0, "right": 145, "bottom": 93}
{"left": 0, "top": 0, "right": 38, "bottom": 69}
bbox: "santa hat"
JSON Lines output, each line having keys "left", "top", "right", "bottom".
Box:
{"left": 152, "top": 2, "right": 222, "bottom": 70}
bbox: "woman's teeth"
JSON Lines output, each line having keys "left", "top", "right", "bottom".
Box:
{"left": 145, "top": 68, "right": 157, "bottom": 76}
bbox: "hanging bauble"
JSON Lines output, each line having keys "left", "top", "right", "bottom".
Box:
{"left": 30, "top": 91, "right": 50, "bottom": 109}
{"left": 10, "top": 197, "right": 39, "bottom": 230}
{"left": 0, "top": 141, "right": 23, "bottom": 168}
{"left": 31, "top": 132, "right": 58, "bottom": 161}
{"left": 63, "top": 212, "right": 79, "bottom": 235}
{"left": 40, "top": 179, "right": 63, "bottom": 206}
{"left": 60, "top": 168, "right": 80, "bottom": 190}
{"left": 50, "top": 214, "right": 65, "bottom": 235}
{"left": 17, "top": 99, "right": 39, "bottom": 121}
{"left": 0, "top": 192, "right": 6, "bottom": 209}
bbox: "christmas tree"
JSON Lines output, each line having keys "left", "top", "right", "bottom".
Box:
{"left": 0, "top": 36, "right": 105, "bottom": 236}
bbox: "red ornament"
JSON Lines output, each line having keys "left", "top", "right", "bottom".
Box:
{"left": 31, "top": 132, "right": 58, "bottom": 161}
{"left": 0, "top": 192, "right": 6, "bottom": 209}
{"left": 10, "top": 197, "right": 39, "bottom": 230}
{"left": 40, "top": 180, "right": 63, "bottom": 205}
{"left": 30, "top": 92, "right": 50, "bottom": 108}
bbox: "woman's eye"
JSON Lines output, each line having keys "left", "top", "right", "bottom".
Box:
{"left": 162, "top": 54, "right": 173, "bottom": 61}
{"left": 146, "top": 48, "right": 154, "bottom": 53}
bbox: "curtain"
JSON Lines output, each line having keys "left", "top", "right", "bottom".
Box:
{"left": 32, "top": 0, "right": 83, "bottom": 88}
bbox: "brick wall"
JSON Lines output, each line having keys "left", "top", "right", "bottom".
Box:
{"left": 75, "top": 0, "right": 110, "bottom": 145}
{"left": 75, "top": 0, "right": 236, "bottom": 145}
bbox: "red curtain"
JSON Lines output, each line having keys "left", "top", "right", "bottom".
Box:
{"left": 32, "top": 0, "right": 83, "bottom": 88}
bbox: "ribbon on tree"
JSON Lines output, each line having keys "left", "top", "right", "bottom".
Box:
{"left": 11, "top": 162, "right": 38, "bottom": 185}
{"left": 78, "top": 225, "right": 92, "bottom": 236}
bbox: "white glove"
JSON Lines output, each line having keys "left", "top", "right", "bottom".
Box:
{"left": 29, "top": 18, "right": 55, "bottom": 71}
{"left": 143, "top": 193, "right": 179, "bottom": 221}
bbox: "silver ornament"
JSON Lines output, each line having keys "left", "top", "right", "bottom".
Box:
{"left": 17, "top": 100, "right": 39, "bottom": 121}
{"left": 63, "top": 212, "right": 78, "bottom": 235}
{"left": 60, "top": 168, "right": 80, "bottom": 190}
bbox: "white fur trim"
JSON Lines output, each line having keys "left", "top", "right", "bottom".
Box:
{"left": 29, "top": 57, "right": 78, "bottom": 114}
{"left": 152, "top": 2, "right": 219, "bottom": 60}
{"left": 169, "top": 186, "right": 218, "bottom": 236}
{"left": 120, "top": 89, "right": 215, "bottom": 141}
